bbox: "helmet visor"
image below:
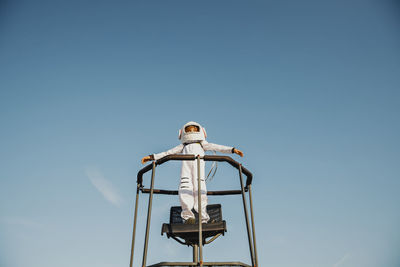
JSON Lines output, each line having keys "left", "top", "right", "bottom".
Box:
{"left": 184, "top": 125, "right": 200, "bottom": 133}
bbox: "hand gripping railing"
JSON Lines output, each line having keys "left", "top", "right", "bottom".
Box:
{"left": 130, "top": 155, "right": 258, "bottom": 267}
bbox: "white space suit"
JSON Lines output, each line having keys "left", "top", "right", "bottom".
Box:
{"left": 152, "top": 122, "right": 234, "bottom": 223}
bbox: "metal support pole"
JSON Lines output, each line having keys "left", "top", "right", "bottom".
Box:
{"left": 239, "top": 165, "right": 255, "bottom": 267}
{"left": 248, "top": 185, "right": 259, "bottom": 267}
{"left": 142, "top": 161, "right": 156, "bottom": 267}
{"left": 129, "top": 185, "right": 141, "bottom": 267}
{"left": 197, "top": 156, "right": 203, "bottom": 266}
{"left": 193, "top": 244, "right": 198, "bottom": 263}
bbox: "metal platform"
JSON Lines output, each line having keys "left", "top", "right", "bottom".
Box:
{"left": 148, "top": 261, "right": 251, "bottom": 267}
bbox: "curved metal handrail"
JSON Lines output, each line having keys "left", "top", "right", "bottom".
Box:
{"left": 131, "top": 155, "right": 258, "bottom": 267}
{"left": 136, "top": 154, "right": 253, "bottom": 189}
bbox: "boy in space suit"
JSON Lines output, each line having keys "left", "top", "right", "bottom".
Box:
{"left": 141, "top": 121, "right": 243, "bottom": 224}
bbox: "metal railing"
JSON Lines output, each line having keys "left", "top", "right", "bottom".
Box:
{"left": 130, "top": 155, "right": 259, "bottom": 267}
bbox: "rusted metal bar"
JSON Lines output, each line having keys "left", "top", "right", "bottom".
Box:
{"left": 141, "top": 161, "right": 156, "bottom": 267}
{"left": 239, "top": 165, "right": 255, "bottom": 266}
{"left": 129, "top": 184, "right": 140, "bottom": 267}
{"left": 137, "top": 155, "right": 252, "bottom": 189}
{"left": 140, "top": 188, "right": 242, "bottom": 196}
{"left": 197, "top": 156, "right": 203, "bottom": 266}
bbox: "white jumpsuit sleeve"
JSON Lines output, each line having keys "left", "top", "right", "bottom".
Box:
{"left": 201, "top": 140, "right": 234, "bottom": 154}
{"left": 153, "top": 144, "right": 184, "bottom": 160}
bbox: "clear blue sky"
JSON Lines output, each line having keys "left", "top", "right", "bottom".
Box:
{"left": 1, "top": 0, "right": 399, "bottom": 266}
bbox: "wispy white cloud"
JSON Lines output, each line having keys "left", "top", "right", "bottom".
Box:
{"left": 85, "top": 166, "right": 123, "bottom": 207}
{"left": 333, "top": 253, "right": 350, "bottom": 267}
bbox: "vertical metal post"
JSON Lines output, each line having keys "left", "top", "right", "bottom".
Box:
{"left": 129, "top": 185, "right": 141, "bottom": 267}
{"left": 193, "top": 244, "right": 198, "bottom": 263}
{"left": 141, "top": 161, "right": 156, "bottom": 267}
{"left": 248, "top": 184, "right": 259, "bottom": 267}
{"left": 239, "top": 165, "right": 255, "bottom": 267}
{"left": 197, "top": 156, "right": 203, "bottom": 266}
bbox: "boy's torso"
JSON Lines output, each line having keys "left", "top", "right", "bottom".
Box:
{"left": 182, "top": 142, "right": 204, "bottom": 156}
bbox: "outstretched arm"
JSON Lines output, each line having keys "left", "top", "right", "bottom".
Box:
{"left": 141, "top": 144, "right": 184, "bottom": 164}
{"left": 202, "top": 141, "right": 244, "bottom": 157}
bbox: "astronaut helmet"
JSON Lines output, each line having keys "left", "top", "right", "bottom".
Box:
{"left": 178, "top": 121, "right": 207, "bottom": 143}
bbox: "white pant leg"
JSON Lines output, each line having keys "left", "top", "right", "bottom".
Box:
{"left": 192, "top": 159, "right": 210, "bottom": 223}
{"left": 179, "top": 159, "right": 209, "bottom": 222}
{"left": 179, "top": 161, "right": 195, "bottom": 220}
